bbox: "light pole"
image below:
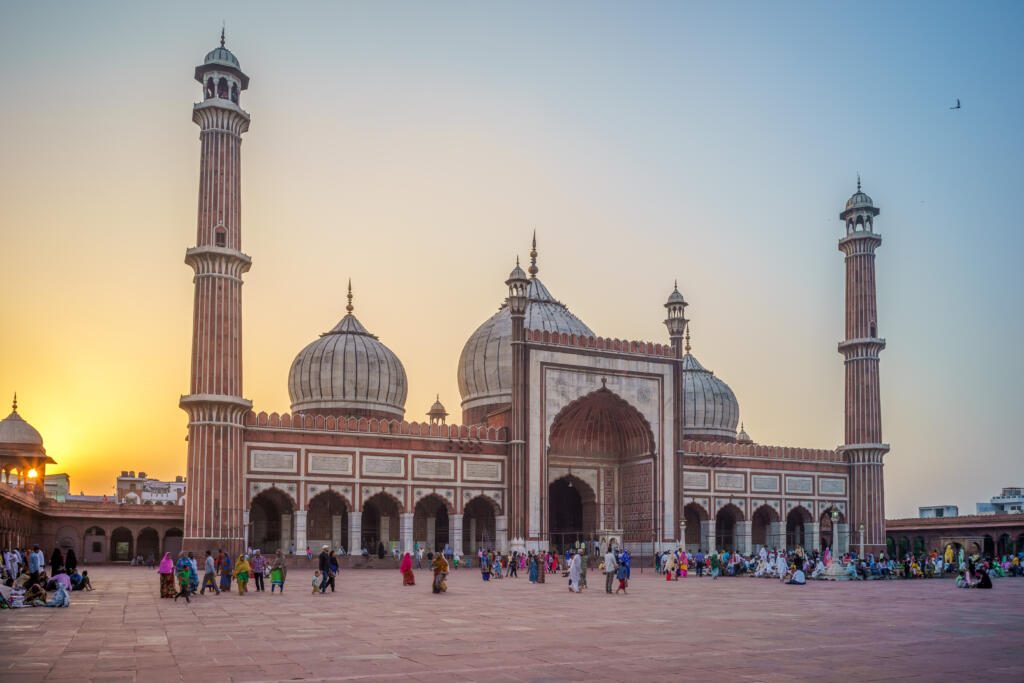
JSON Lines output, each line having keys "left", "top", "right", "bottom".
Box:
{"left": 822, "top": 506, "right": 849, "bottom": 580}
{"left": 859, "top": 523, "right": 865, "bottom": 559}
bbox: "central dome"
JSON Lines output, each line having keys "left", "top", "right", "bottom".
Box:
{"left": 458, "top": 253, "right": 594, "bottom": 424}
{"left": 288, "top": 286, "right": 407, "bottom": 420}
{"left": 0, "top": 396, "right": 43, "bottom": 447}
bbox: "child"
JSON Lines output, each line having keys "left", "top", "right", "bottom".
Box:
{"left": 615, "top": 561, "right": 629, "bottom": 594}
{"left": 955, "top": 569, "right": 969, "bottom": 589}
{"left": 311, "top": 570, "right": 321, "bottom": 594}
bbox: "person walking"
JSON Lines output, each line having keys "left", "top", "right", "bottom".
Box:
{"left": 158, "top": 552, "right": 176, "bottom": 598}
{"left": 173, "top": 552, "right": 192, "bottom": 603}
{"left": 318, "top": 545, "right": 331, "bottom": 593}
{"left": 234, "top": 555, "right": 251, "bottom": 594}
{"left": 603, "top": 546, "right": 618, "bottom": 594}
{"left": 694, "top": 549, "right": 705, "bottom": 577}
{"left": 200, "top": 550, "right": 220, "bottom": 594}
{"left": 270, "top": 549, "right": 287, "bottom": 592}
{"left": 326, "top": 551, "right": 339, "bottom": 592}
{"left": 431, "top": 552, "right": 449, "bottom": 594}
{"left": 568, "top": 551, "right": 582, "bottom": 593}
{"left": 509, "top": 551, "right": 518, "bottom": 578}
{"left": 250, "top": 550, "right": 266, "bottom": 592}
{"left": 400, "top": 551, "right": 415, "bottom": 586}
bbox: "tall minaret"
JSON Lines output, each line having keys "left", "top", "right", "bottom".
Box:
{"left": 837, "top": 177, "right": 888, "bottom": 556}
{"left": 180, "top": 31, "right": 252, "bottom": 556}
{"left": 663, "top": 283, "right": 688, "bottom": 547}
{"left": 505, "top": 242, "right": 531, "bottom": 552}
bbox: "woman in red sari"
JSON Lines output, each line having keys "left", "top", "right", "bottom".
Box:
{"left": 400, "top": 552, "right": 415, "bottom": 586}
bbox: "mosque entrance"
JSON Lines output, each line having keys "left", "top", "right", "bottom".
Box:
{"left": 545, "top": 386, "right": 656, "bottom": 553}
{"left": 548, "top": 476, "right": 597, "bottom": 553}
{"left": 250, "top": 488, "right": 294, "bottom": 553}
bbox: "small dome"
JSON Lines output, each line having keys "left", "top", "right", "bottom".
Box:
{"left": 737, "top": 423, "right": 752, "bottom": 444}
{"left": 0, "top": 397, "right": 43, "bottom": 447}
{"left": 288, "top": 290, "right": 407, "bottom": 419}
{"left": 666, "top": 287, "right": 687, "bottom": 306}
{"left": 204, "top": 46, "right": 240, "bottom": 70}
{"left": 458, "top": 276, "right": 594, "bottom": 418}
{"left": 845, "top": 190, "right": 874, "bottom": 210}
{"left": 507, "top": 262, "right": 528, "bottom": 282}
{"left": 428, "top": 396, "right": 447, "bottom": 415}
{"left": 680, "top": 352, "right": 740, "bottom": 441}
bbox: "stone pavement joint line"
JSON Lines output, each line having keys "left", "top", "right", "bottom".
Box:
{"left": 0, "top": 567, "right": 1022, "bottom": 682}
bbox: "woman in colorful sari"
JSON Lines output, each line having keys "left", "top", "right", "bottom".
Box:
{"left": 219, "top": 552, "right": 233, "bottom": 592}
{"left": 233, "top": 555, "right": 251, "bottom": 595}
{"left": 431, "top": 552, "right": 449, "bottom": 594}
{"left": 679, "top": 550, "right": 689, "bottom": 578}
{"left": 400, "top": 552, "right": 415, "bottom": 586}
{"left": 158, "top": 552, "right": 176, "bottom": 598}
{"left": 528, "top": 553, "right": 539, "bottom": 583}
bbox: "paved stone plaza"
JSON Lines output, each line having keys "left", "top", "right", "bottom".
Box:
{"left": 1, "top": 566, "right": 1023, "bottom": 682}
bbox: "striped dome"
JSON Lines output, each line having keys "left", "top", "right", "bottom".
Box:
{"left": 288, "top": 308, "right": 407, "bottom": 419}
{"left": 680, "top": 353, "right": 740, "bottom": 441}
{"left": 458, "top": 277, "right": 594, "bottom": 416}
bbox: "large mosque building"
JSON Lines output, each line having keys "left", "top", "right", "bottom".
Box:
{"left": 176, "top": 35, "right": 890, "bottom": 561}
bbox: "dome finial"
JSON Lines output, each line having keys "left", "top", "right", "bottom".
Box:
{"left": 346, "top": 279, "right": 354, "bottom": 314}
{"left": 857, "top": 173, "right": 861, "bottom": 192}
{"left": 220, "top": 22, "right": 226, "bottom": 48}
{"left": 684, "top": 322, "right": 691, "bottom": 354}
{"left": 528, "top": 230, "right": 538, "bottom": 278}
{"left": 11, "top": 393, "right": 17, "bottom": 413}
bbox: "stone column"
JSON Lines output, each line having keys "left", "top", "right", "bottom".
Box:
{"left": 736, "top": 521, "right": 752, "bottom": 555}
{"left": 495, "top": 515, "right": 508, "bottom": 552}
{"left": 400, "top": 513, "right": 414, "bottom": 554}
{"left": 348, "top": 515, "right": 362, "bottom": 556}
{"left": 242, "top": 510, "right": 250, "bottom": 551}
{"left": 805, "top": 522, "right": 821, "bottom": 552}
{"left": 769, "top": 522, "right": 785, "bottom": 550}
{"left": 678, "top": 519, "right": 686, "bottom": 549}
{"left": 331, "top": 514, "right": 342, "bottom": 550}
{"left": 451, "top": 514, "right": 464, "bottom": 557}
{"left": 836, "top": 523, "right": 850, "bottom": 554}
{"left": 426, "top": 516, "right": 436, "bottom": 552}
{"left": 700, "top": 520, "right": 715, "bottom": 553}
{"left": 283, "top": 512, "right": 296, "bottom": 555}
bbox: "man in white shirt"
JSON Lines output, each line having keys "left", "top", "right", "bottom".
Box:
{"left": 786, "top": 568, "right": 806, "bottom": 585}
{"left": 603, "top": 547, "right": 618, "bottom": 594}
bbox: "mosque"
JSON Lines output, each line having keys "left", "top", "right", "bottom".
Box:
{"left": 1, "top": 34, "right": 891, "bottom": 561}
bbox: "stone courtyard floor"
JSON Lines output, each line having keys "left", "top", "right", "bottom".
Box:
{"left": 1, "top": 566, "right": 1023, "bottom": 683}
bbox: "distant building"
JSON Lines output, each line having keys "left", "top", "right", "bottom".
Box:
{"left": 116, "top": 471, "right": 186, "bottom": 505}
{"left": 44, "top": 472, "right": 70, "bottom": 502}
{"left": 977, "top": 487, "right": 1024, "bottom": 515}
{"left": 919, "top": 505, "right": 958, "bottom": 518}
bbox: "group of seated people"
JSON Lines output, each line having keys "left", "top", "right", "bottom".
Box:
{"left": 0, "top": 548, "right": 93, "bottom": 609}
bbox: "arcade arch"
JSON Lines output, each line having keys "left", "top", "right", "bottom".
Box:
{"left": 308, "top": 490, "right": 349, "bottom": 551}
{"left": 137, "top": 527, "right": 160, "bottom": 560}
{"left": 751, "top": 504, "right": 779, "bottom": 550}
{"left": 715, "top": 504, "right": 744, "bottom": 552}
{"left": 683, "top": 502, "right": 708, "bottom": 550}
{"left": 414, "top": 494, "right": 451, "bottom": 553}
{"left": 110, "top": 527, "right": 133, "bottom": 561}
{"left": 548, "top": 475, "right": 597, "bottom": 553}
{"left": 250, "top": 488, "right": 295, "bottom": 553}
{"left": 786, "top": 506, "right": 813, "bottom": 550}
{"left": 463, "top": 495, "right": 498, "bottom": 554}
{"left": 362, "top": 492, "right": 401, "bottom": 553}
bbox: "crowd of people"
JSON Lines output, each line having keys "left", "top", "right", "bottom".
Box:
{"left": 0, "top": 545, "right": 93, "bottom": 609}
{"left": 158, "top": 548, "right": 289, "bottom": 602}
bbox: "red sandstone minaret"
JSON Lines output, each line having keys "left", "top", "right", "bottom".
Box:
{"left": 180, "top": 30, "right": 252, "bottom": 555}
{"left": 838, "top": 177, "right": 888, "bottom": 556}
{"left": 505, "top": 246, "right": 531, "bottom": 551}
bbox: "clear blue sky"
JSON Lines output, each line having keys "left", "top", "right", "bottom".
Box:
{"left": 1, "top": 1, "right": 1021, "bottom": 514}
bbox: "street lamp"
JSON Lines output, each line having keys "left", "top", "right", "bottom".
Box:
{"left": 830, "top": 507, "right": 840, "bottom": 554}
{"left": 859, "top": 523, "right": 865, "bottom": 559}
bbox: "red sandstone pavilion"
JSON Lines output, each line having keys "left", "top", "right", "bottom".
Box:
{"left": 2, "top": 34, "right": 953, "bottom": 562}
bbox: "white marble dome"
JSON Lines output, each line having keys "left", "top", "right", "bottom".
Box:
{"left": 288, "top": 301, "right": 407, "bottom": 419}
{"left": 204, "top": 45, "right": 240, "bottom": 70}
{"left": 458, "top": 276, "right": 594, "bottom": 417}
{"left": 845, "top": 189, "right": 874, "bottom": 211}
{"left": 680, "top": 352, "right": 740, "bottom": 441}
{"left": 0, "top": 400, "right": 43, "bottom": 447}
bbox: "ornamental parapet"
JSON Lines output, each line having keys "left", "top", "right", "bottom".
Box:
{"left": 184, "top": 246, "right": 252, "bottom": 278}
{"left": 525, "top": 328, "right": 676, "bottom": 359}
{"left": 683, "top": 438, "right": 843, "bottom": 463}
{"left": 244, "top": 410, "right": 507, "bottom": 443}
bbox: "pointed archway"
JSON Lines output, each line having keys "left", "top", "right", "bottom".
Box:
{"left": 546, "top": 386, "right": 656, "bottom": 547}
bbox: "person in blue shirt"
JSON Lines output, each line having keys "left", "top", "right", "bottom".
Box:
{"left": 28, "top": 545, "right": 44, "bottom": 586}
{"left": 620, "top": 549, "right": 632, "bottom": 579}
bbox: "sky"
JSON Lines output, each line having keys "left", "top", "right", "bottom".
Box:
{"left": 1, "top": 1, "right": 1021, "bottom": 516}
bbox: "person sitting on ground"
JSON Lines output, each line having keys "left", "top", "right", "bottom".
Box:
{"left": 976, "top": 566, "right": 993, "bottom": 589}
{"left": 786, "top": 567, "right": 807, "bottom": 585}
{"left": 24, "top": 582, "right": 46, "bottom": 605}
{"left": 46, "top": 583, "right": 70, "bottom": 608}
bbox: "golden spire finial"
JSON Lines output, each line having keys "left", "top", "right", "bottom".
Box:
{"left": 684, "top": 323, "right": 691, "bottom": 354}
{"left": 346, "top": 279, "right": 354, "bottom": 313}
{"left": 11, "top": 393, "right": 17, "bottom": 412}
{"left": 220, "top": 23, "right": 226, "bottom": 48}
{"left": 857, "top": 173, "right": 861, "bottom": 192}
{"left": 528, "top": 230, "right": 538, "bottom": 278}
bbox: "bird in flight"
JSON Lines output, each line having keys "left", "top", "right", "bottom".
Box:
{"left": 950, "top": 98, "right": 961, "bottom": 110}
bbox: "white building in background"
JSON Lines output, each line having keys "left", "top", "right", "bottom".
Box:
{"left": 44, "top": 472, "right": 70, "bottom": 502}
{"left": 919, "top": 505, "right": 958, "bottom": 518}
{"left": 116, "top": 470, "right": 186, "bottom": 505}
{"left": 977, "top": 488, "right": 1024, "bottom": 515}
